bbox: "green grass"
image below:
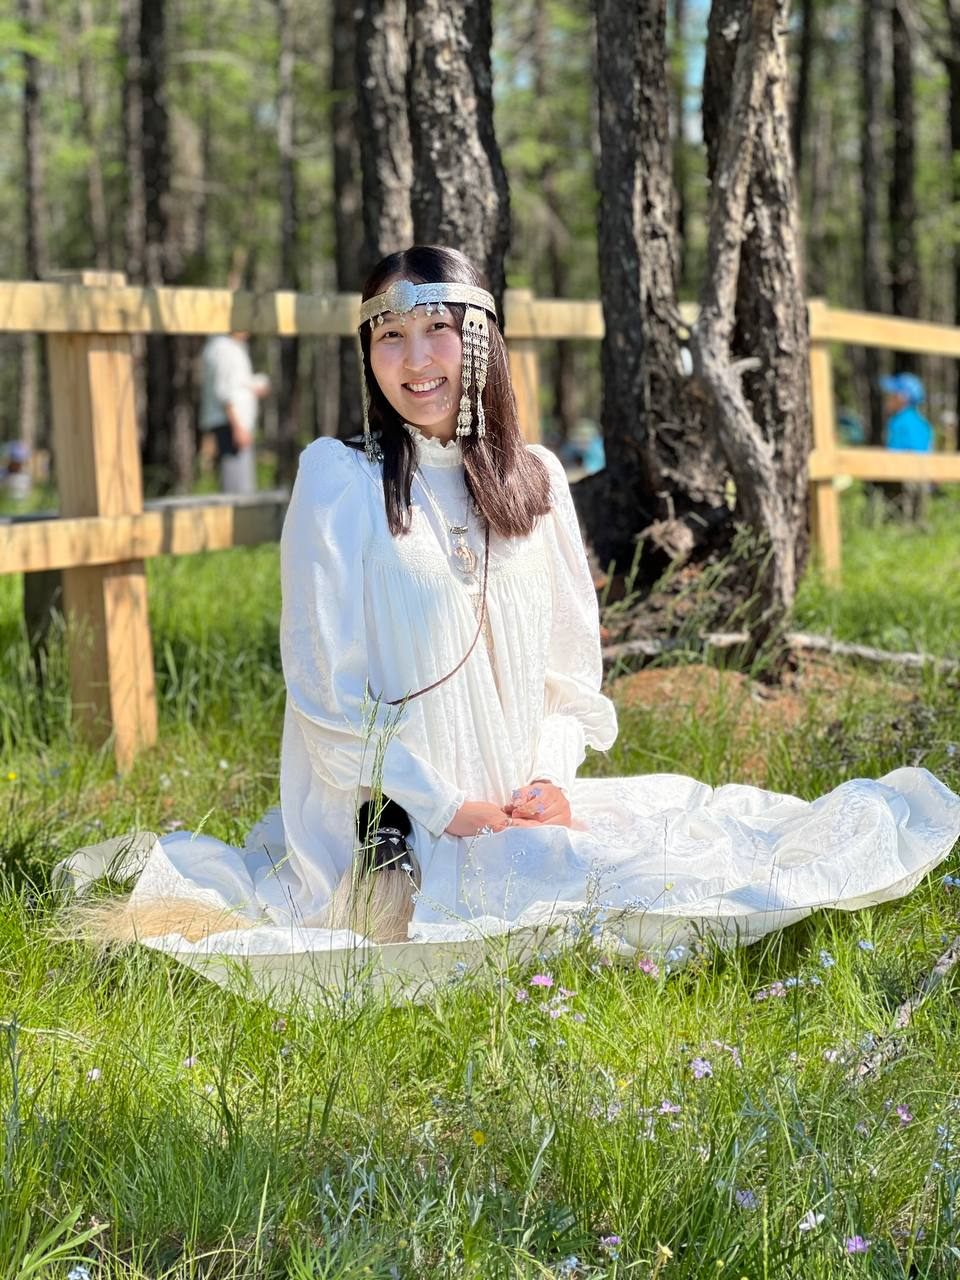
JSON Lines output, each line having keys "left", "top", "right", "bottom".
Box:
{"left": 2, "top": 493, "right": 960, "bottom": 1276}
{"left": 794, "top": 485, "right": 960, "bottom": 657}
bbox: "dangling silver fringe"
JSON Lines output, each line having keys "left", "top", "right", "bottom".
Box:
{"left": 474, "top": 323, "right": 489, "bottom": 441}
{"left": 457, "top": 306, "right": 489, "bottom": 441}
{"left": 357, "top": 334, "right": 383, "bottom": 464}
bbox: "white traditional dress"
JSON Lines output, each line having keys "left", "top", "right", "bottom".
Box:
{"left": 58, "top": 431, "right": 960, "bottom": 1000}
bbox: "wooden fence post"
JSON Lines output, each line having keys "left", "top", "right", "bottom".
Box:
{"left": 46, "top": 271, "right": 158, "bottom": 769}
{"left": 505, "top": 288, "right": 541, "bottom": 442}
{"left": 806, "top": 301, "right": 842, "bottom": 585}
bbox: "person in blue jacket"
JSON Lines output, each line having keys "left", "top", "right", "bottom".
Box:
{"left": 879, "top": 372, "right": 934, "bottom": 522}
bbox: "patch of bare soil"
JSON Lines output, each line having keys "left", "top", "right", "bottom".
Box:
{"left": 609, "top": 653, "right": 914, "bottom": 783}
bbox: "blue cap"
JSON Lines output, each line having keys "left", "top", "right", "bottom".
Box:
{"left": 5, "top": 441, "right": 29, "bottom": 463}
{"left": 880, "top": 372, "right": 925, "bottom": 405}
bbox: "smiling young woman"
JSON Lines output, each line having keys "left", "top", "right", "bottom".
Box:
{"left": 358, "top": 246, "right": 551, "bottom": 540}
{"left": 59, "top": 245, "right": 960, "bottom": 988}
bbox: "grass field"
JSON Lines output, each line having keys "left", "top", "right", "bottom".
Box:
{"left": 2, "top": 487, "right": 960, "bottom": 1277}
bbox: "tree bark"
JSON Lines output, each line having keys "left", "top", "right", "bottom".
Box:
{"left": 944, "top": 1, "right": 960, "bottom": 439}
{"left": 408, "top": 0, "right": 511, "bottom": 311}
{"left": 861, "top": 0, "right": 887, "bottom": 444}
{"left": 276, "top": 0, "right": 301, "bottom": 482}
{"left": 534, "top": 0, "right": 577, "bottom": 441}
{"left": 890, "top": 0, "right": 920, "bottom": 374}
{"left": 76, "top": 0, "right": 110, "bottom": 270}
{"left": 332, "top": 0, "right": 363, "bottom": 439}
{"left": 19, "top": 0, "right": 48, "bottom": 454}
{"left": 138, "top": 0, "right": 175, "bottom": 489}
{"left": 703, "top": 0, "right": 812, "bottom": 590}
{"left": 696, "top": 0, "right": 811, "bottom": 628}
{"left": 671, "top": 0, "right": 689, "bottom": 283}
{"left": 792, "top": 0, "right": 815, "bottom": 170}
{"left": 356, "top": 0, "right": 414, "bottom": 269}
{"left": 589, "top": 0, "right": 727, "bottom": 574}
{"left": 119, "top": 0, "right": 148, "bottom": 457}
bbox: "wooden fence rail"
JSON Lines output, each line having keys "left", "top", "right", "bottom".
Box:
{"left": 2, "top": 275, "right": 959, "bottom": 768}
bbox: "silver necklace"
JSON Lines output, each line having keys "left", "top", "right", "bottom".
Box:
{"left": 414, "top": 470, "right": 480, "bottom": 580}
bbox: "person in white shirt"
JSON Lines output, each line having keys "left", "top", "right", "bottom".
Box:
{"left": 199, "top": 332, "right": 270, "bottom": 493}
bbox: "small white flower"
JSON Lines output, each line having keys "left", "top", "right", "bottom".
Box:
{"left": 798, "top": 1210, "right": 825, "bottom": 1233}
{"left": 68, "top": 1268, "right": 92, "bottom": 1280}
{"left": 85, "top": 1067, "right": 101, "bottom": 1082}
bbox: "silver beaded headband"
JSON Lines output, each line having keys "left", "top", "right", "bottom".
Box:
{"left": 357, "top": 279, "right": 497, "bottom": 462}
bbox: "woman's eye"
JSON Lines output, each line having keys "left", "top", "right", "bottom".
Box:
{"left": 431, "top": 321, "right": 449, "bottom": 331}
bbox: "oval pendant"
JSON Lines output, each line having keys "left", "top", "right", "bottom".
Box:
{"left": 453, "top": 543, "right": 478, "bottom": 576}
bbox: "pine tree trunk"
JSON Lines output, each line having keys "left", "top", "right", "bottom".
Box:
{"left": 584, "top": 0, "right": 810, "bottom": 646}
{"left": 945, "top": 1, "right": 960, "bottom": 440}
{"left": 19, "top": 0, "right": 48, "bottom": 454}
{"left": 408, "top": 0, "right": 511, "bottom": 311}
{"left": 76, "top": 0, "right": 110, "bottom": 270}
{"left": 356, "top": 0, "right": 413, "bottom": 267}
{"left": 671, "top": 0, "right": 689, "bottom": 284}
{"left": 890, "top": 0, "right": 920, "bottom": 374}
{"left": 332, "top": 0, "right": 363, "bottom": 439}
{"left": 588, "top": 0, "right": 728, "bottom": 574}
{"left": 119, "top": 0, "right": 149, "bottom": 463}
{"left": 276, "top": 0, "right": 301, "bottom": 482}
{"left": 792, "top": 0, "right": 815, "bottom": 170}
{"left": 861, "top": 0, "right": 887, "bottom": 444}
{"left": 703, "top": 0, "right": 812, "bottom": 589}
{"left": 139, "top": 0, "right": 174, "bottom": 489}
{"left": 534, "top": 0, "right": 576, "bottom": 441}
{"left": 804, "top": 19, "right": 835, "bottom": 296}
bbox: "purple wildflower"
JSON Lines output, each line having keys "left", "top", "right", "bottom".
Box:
{"left": 515, "top": 989, "right": 529, "bottom": 1002}
{"left": 735, "top": 1189, "right": 758, "bottom": 1210}
{"left": 896, "top": 1105, "right": 913, "bottom": 1125}
{"left": 659, "top": 1099, "right": 681, "bottom": 1114}
{"left": 638, "top": 957, "right": 660, "bottom": 977}
{"left": 182, "top": 1055, "right": 198, "bottom": 1069}
{"left": 858, "top": 939, "right": 875, "bottom": 953}
{"left": 530, "top": 973, "right": 553, "bottom": 988}
{"left": 844, "top": 1236, "right": 870, "bottom": 1254}
{"left": 690, "top": 1057, "right": 713, "bottom": 1079}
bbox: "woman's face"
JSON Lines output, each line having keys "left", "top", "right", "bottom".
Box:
{"left": 367, "top": 291, "right": 464, "bottom": 439}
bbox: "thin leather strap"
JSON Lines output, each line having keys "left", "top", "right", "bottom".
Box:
{"left": 385, "top": 524, "right": 491, "bottom": 706}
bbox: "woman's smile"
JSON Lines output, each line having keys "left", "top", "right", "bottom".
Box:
{"left": 403, "top": 375, "right": 448, "bottom": 399}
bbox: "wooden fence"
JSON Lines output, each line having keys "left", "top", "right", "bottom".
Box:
{"left": 2, "top": 272, "right": 959, "bottom": 769}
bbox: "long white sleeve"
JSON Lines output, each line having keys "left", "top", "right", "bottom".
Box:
{"left": 280, "top": 439, "right": 465, "bottom": 836}
{"left": 527, "top": 447, "right": 618, "bottom": 791}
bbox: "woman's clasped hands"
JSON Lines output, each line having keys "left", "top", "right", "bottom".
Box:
{"left": 444, "top": 781, "right": 572, "bottom": 837}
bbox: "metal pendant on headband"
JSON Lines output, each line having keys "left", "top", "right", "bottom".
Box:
{"left": 456, "top": 306, "right": 490, "bottom": 442}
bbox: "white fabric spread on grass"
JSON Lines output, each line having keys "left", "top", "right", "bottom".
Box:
{"left": 56, "top": 433, "right": 960, "bottom": 1001}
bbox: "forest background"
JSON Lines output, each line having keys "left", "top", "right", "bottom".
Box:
{"left": 5, "top": 0, "right": 960, "bottom": 490}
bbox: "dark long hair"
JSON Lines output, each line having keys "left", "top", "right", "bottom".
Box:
{"left": 359, "top": 245, "right": 551, "bottom": 538}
